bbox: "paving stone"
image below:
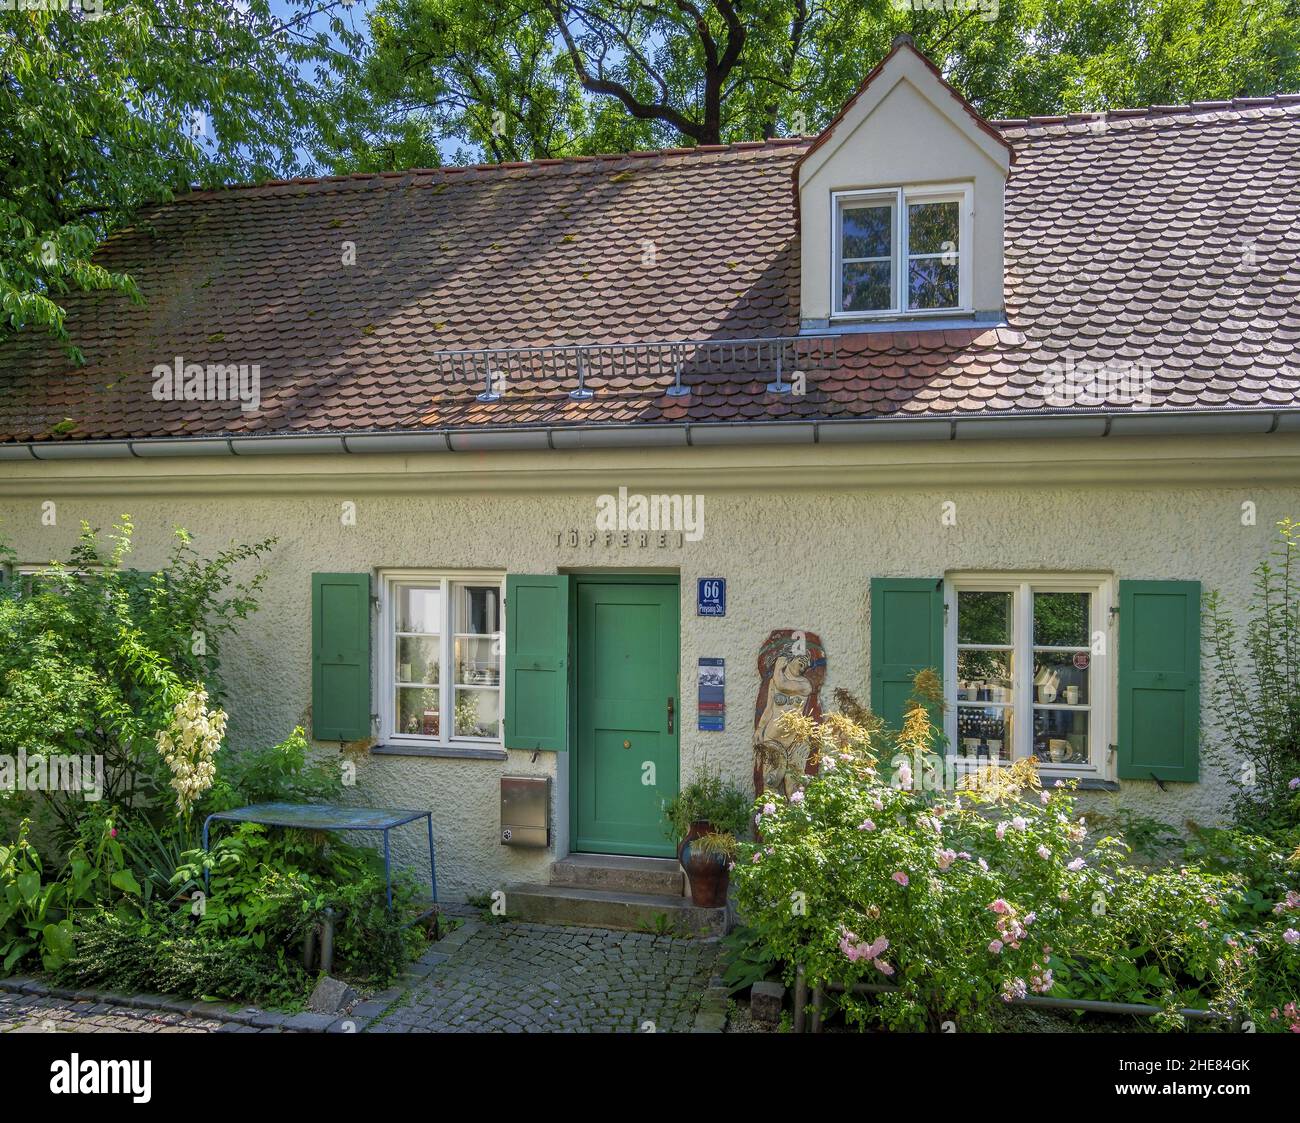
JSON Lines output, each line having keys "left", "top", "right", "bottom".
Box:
{"left": 366, "top": 919, "right": 718, "bottom": 1033}
{"left": 283, "top": 1011, "right": 337, "bottom": 1032}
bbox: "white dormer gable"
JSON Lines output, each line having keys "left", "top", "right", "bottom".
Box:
{"left": 796, "top": 37, "right": 1012, "bottom": 328}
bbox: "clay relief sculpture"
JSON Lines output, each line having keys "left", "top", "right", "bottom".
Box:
{"left": 752, "top": 629, "right": 828, "bottom": 798}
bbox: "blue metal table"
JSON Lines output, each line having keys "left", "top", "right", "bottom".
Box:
{"left": 201, "top": 802, "right": 437, "bottom": 910}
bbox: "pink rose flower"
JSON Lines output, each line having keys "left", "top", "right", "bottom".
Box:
{"left": 1067, "top": 857, "right": 1085, "bottom": 871}
{"left": 1037, "top": 845, "right": 1051, "bottom": 860}
{"left": 1284, "top": 929, "right": 1300, "bottom": 945}
{"left": 858, "top": 819, "right": 876, "bottom": 831}
{"left": 988, "top": 939, "right": 1004, "bottom": 955}
{"left": 891, "top": 871, "right": 909, "bottom": 887}
{"left": 988, "top": 899, "right": 1011, "bottom": 915}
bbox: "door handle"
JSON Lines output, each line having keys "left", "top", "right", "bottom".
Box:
{"left": 667, "top": 696, "right": 674, "bottom": 734}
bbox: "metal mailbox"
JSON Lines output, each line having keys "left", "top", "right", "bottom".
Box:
{"left": 500, "top": 776, "right": 550, "bottom": 848}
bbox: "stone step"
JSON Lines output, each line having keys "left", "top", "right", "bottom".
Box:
{"left": 550, "top": 853, "right": 684, "bottom": 896}
{"left": 505, "top": 883, "right": 726, "bottom": 937}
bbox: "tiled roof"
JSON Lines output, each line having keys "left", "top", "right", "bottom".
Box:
{"left": 1, "top": 95, "right": 1298, "bottom": 444}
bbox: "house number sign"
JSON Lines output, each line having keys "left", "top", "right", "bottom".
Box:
{"left": 697, "top": 577, "right": 726, "bottom": 616}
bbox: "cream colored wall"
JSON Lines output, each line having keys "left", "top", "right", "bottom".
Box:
{"left": 798, "top": 53, "right": 1009, "bottom": 322}
{"left": 1, "top": 433, "right": 1296, "bottom": 899}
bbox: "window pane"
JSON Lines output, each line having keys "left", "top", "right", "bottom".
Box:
{"left": 956, "top": 705, "right": 1012, "bottom": 762}
{"left": 908, "top": 200, "right": 959, "bottom": 255}
{"left": 1033, "top": 592, "right": 1090, "bottom": 647}
{"left": 455, "top": 688, "right": 501, "bottom": 739}
{"left": 957, "top": 590, "right": 1012, "bottom": 645}
{"left": 1033, "top": 651, "right": 1089, "bottom": 705}
{"left": 957, "top": 650, "right": 1012, "bottom": 699}
{"left": 907, "top": 258, "right": 959, "bottom": 309}
{"left": 456, "top": 636, "right": 500, "bottom": 685}
{"left": 1033, "top": 709, "right": 1089, "bottom": 765}
{"left": 396, "top": 687, "right": 440, "bottom": 737}
{"left": 841, "top": 203, "right": 892, "bottom": 259}
{"left": 396, "top": 585, "right": 440, "bottom": 633}
{"left": 841, "top": 260, "right": 892, "bottom": 312}
{"left": 396, "top": 636, "right": 440, "bottom": 685}
{"left": 454, "top": 584, "right": 500, "bottom": 635}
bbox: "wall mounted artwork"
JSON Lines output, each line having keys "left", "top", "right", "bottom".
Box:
{"left": 751, "top": 629, "right": 828, "bottom": 799}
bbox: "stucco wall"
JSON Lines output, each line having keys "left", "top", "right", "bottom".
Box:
{"left": 1, "top": 434, "right": 1295, "bottom": 900}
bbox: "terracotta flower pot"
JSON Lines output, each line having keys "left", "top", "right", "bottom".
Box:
{"left": 679, "top": 819, "right": 730, "bottom": 908}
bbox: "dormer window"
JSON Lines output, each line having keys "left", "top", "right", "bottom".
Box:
{"left": 833, "top": 185, "right": 973, "bottom": 318}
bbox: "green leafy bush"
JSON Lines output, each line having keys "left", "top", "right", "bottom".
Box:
{"left": 732, "top": 694, "right": 1248, "bottom": 1031}
{"left": 174, "top": 823, "right": 424, "bottom": 986}
{"left": 202, "top": 726, "right": 343, "bottom": 813}
{"left": 0, "top": 815, "right": 140, "bottom": 972}
{"left": 1204, "top": 518, "right": 1300, "bottom": 830}
{"left": 59, "top": 907, "right": 309, "bottom": 1007}
{"left": 663, "top": 768, "right": 751, "bottom": 841}
{"left": 0, "top": 519, "right": 273, "bottom": 837}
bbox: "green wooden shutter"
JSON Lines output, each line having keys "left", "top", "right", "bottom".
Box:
{"left": 1118, "top": 580, "right": 1200, "bottom": 782}
{"left": 312, "top": 572, "right": 372, "bottom": 741}
{"left": 504, "top": 574, "right": 570, "bottom": 751}
{"left": 870, "top": 577, "right": 944, "bottom": 730}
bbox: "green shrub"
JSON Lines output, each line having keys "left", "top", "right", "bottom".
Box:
{"left": 663, "top": 768, "right": 751, "bottom": 841}
{"left": 0, "top": 518, "right": 273, "bottom": 838}
{"left": 202, "top": 726, "right": 343, "bottom": 814}
{"left": 1, "top": 816, "right": 141, "bottom": 974}
{"left": 59, "top": 907, "right": 309, "bottom": 1006}
{"left": 1204, "top": 518, "right": 1300, "bottom": 830}
{"left": 732, "top": 691, "right": 1245, "bottom": 1031}
{"left": 174, "top": 822, "right": 423, "bottom": 986}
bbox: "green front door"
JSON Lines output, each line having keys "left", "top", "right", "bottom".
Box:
{"left": 574, "top": 579, "right": 679, "bottom": 857}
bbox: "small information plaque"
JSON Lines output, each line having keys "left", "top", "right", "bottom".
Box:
{"left": 698, "top": 658, "right": 725, "bottom": 731}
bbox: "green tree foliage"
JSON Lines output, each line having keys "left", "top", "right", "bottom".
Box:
{"left": 324, "top": 0, "right": 1300, "bottom": 171}
{"left": 0, "top": 0, "right": 364, "bottom": 353}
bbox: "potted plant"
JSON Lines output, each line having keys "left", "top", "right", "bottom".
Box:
{"left": 663, "top": 770, "right": 751, "bottom": 907}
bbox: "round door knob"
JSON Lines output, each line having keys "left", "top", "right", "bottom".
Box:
{"left": 623, "top": 739, "right": 631, "bottom": 749}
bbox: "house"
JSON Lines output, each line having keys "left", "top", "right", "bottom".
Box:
{"left": 2, "top": 37, "right": 1298, "bottom": 924}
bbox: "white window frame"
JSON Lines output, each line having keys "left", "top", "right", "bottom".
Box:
{"left": 831, "top": 183, "right": 974, "bottom": 320}
{"left": 378, "top": 569, "right": 505, "bottom": 750}
{"left": 943, "top": 572, "right": 1114, "bottom": 779}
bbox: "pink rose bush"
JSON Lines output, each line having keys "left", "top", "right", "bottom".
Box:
{"left": 731, "top": 691, "right": 1255, "bottom": 1032}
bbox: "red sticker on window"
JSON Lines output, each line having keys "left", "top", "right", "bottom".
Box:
{"left": 1073, "top": 653, "right": 1090, "bottom": 670}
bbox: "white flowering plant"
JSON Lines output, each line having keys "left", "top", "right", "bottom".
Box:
{"left": 155, "top": 687, "right": 227, "bottom": 828}
{"left": 731, "top": 682, "right": 1247, "bottom": 1031}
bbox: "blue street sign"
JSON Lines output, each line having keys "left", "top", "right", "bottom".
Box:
{"left": 697, "top": 577, "right": 726, "bottom": 617}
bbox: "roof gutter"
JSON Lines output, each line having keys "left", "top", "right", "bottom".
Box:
{"left": 1, "top": 407, "right": 1295, "bottom": 461}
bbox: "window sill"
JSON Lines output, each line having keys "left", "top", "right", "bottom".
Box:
{"left": 371, "top": 742, "right": 508, "bottom": 762}
{"left": 802, "top": 314, "right": 1003, "bottom": 336}
{"left": 1071, "top": 777, "right": 1120, "bottom": 792}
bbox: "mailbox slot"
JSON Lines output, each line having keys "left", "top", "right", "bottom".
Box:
{"left": 500, "top": 776, "right": 550, "bottom": 847}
